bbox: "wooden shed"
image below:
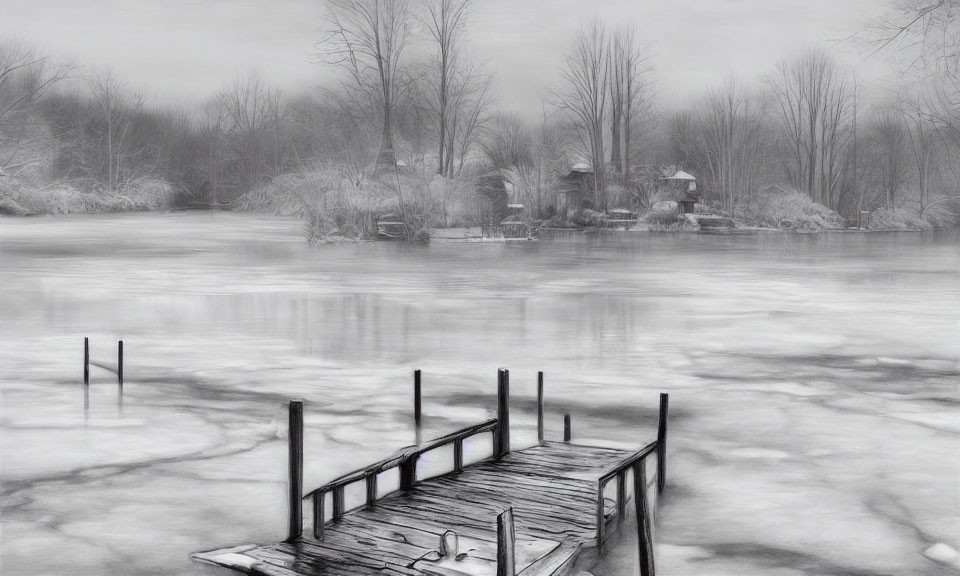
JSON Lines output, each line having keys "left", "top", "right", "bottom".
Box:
{"left": 555, "top": 163, "right": 595, "bottom": 213}
{"left": 660, "top": 170, "right": 699, "bottom": 215}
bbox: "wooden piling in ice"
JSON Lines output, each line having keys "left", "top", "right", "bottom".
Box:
{"left": 287, "top": 401, "right": 303, "bottom": 542}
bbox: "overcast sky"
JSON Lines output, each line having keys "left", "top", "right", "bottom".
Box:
{"left": 3, "top": 0, "right": 892, "bottom": 116}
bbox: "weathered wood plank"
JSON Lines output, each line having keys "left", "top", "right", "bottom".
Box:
{"left": 197, "top": 441, "right": 649, "bottom": 576}
{"left": 497, "top": 507, "right": 516, "bottom": 576}
{"left": 634, "top": 462, "right": 655, "bottom": 576}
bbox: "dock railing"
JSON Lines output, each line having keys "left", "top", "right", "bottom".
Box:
{"left": 303, "top": 417, "right": 500, "bottom": 539}
{"left": 284, "top": 371, "right": 668, "bottom": 576}
{"left": 592, "top": 392, "right": 669, "bottom": 576}
{"left": 298, "top": 368, "right": 513, "bottom": 540}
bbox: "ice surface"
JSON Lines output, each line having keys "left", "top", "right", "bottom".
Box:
{"left": 1, "top": 214, "right": 958, "bottom": 576}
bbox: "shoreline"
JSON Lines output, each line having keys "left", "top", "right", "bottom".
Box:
{"left": 2, "top": 211, "right": 954, "bottom": 236}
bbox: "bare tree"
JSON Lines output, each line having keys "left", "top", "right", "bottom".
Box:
{"left": 873, "top": 1, "right": 959, "bottom": 73}
{"left": 608, "top": 24, "right": 653, "bottom": 178}
{"left": 480, "top": 112, "right": 532, "bottom": 171}
{"left": 0, "top": 39, "right": 73, "bottom": 176}
{"left": 451, "top": 68, "right": 493, "bottom": 175}
{"left": 558, "top": 18, "right": 609, "bottom": 209}
{"left": 422, "top": 0, "right": 473, "bottom": 176}
{"left": 874, "top": 4, "right": 960, "bottom": 217}
{"left": 867, "top": 105, "right": 909, "bottom": 210}
{"left": 88, "top": 69, "right": 146, "bottom": 192}
{"left": 697, "top": 78, "right": 769, "bottom": 211}
{"left": 608, "top": 30, "right": 625, "bottom": 175}
{"left": 897, "top": 83, "right": 937, "bottom": 214}
{"left": 195, "top": 99, "right": 225, "bottom": 205}
{"left": 768, "top": 49, "right": 853, "bottom": 209}
{"left": 318, "top": 0, "right": 413, "bottom": 170}
{"left": 216, "top": 72, "right": 285, "bottom": 195}
{"left": 669, "top": 110, "right": 699, "bottom": 169}
{"left": 530, "top": 106, "right": 570, "bottom": 218}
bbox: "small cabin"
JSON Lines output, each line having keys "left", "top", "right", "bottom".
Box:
{"left": 660, "top": 170, "right": 698, "bottom": 215}
{"left": 555, "top": 162, "right": 595, "bottom": 213}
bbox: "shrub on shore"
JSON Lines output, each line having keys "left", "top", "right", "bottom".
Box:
{"left": 866, "top": 202, "right": 960, "bottom": 230}
{"left": 237, "top": 167, "right": 490, "bottom": 242}
{"left": 0, "top": 177, "right": 179, "bottom": 215}
{"left": 643, "top": 201, "right": 681, "bottom": 226}
{"left": 735, "top": 187, "right": 844, "bottom": 230}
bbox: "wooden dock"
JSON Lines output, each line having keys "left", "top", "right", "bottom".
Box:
{"left": 193, "top": 370, "right": 667, "bottom": 576}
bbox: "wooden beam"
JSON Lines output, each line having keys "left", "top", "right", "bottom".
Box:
{"left": 537, "top": 372, "right": 544, "bottom": 445}
{"left": 332, "top": 486, "right": 345, "bottom": 520}
{"left": 634, "top": 461, "right": 656, "bottom": 576}
{"left": 414, "top": 369, "right": 422, "bottom": 444}
{"left": 563, "top": 414, "right": 571, "bottom": 443}
{"left": 496, "top": 369, "right": 510, "bottom": 457}
{"left": 496, "top": 507, "right": 516, "bottom": 576}
{"left": 83, "top": 337, "right": 89, "bottom": 385}
{"left": 312, "top": 492, "right": 324, "bottom": 540}
{"left": 657, "top": 393, "right": 669, "bottom": 494}
{"left": 616, "top": 471, "right": 626, "bottom": 525}
{"left": 365, "top": 474, "right": 378, "bottom": 507}
{"left": 400, "top": 455, "right": 418, "bottom": 491}
{"left": 304, "top": 418, "right": 497, "bottom": 499}
{"left": 287, "top": 400, "right": 304, "bottom": 542}
{"left": 117, "top": 340, "right": 123, "bottom": 389}
{"left": 454, "top": 438, "right": 464, "bottom": 473}
{"left": 595, "top": 480, "right": 605, "bottom": 550}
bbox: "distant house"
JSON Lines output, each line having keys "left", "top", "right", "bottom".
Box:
{"left": 660, "top": 169, "right": 699, "bottom": 214}
{"left": 555, "top": 162, "right": 596, "bottom": 213}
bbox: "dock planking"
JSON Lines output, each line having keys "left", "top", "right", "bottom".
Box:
{"left": 193, "top": 370, "right": 667, "bottom": 576}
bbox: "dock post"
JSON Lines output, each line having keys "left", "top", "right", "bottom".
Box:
{"left": 656, "top": 393, "right": 669, "bottom": 494}
{"left": 366, "top": 474, "right": 378, "bottom": 507}
{"left": 537, "top": 372, "right": 544, "bottom": 445}
{"left": 496, "top": 368, "right": 510, "bottom": 457}
{"left": 496, "top": 507, "right": 516, "bottom": 576}
{"left": 312, "top": 493, "right": 324, "bottom": 540}
{"left": 83, "top": 337, "right": 89, "bottom": 385}
{"left": 616, "top": 471, "right": 627, "bottom": 525}
{"left": 595, "top": 481, "right": 605, "bottom": 550}
{"left": 414, "top": 369, "right": 422, "bottom": 444}
{"left": 454, "top": 438, "right": 464, "bottom": 473}
{"left": 117, "top": 340, "right": 123, "bottom": 389}
{"left": 400, "top": 455, "right": 418, "bottom": 491}
{"left": 332, "top": 486, "right": 345, "bottom": 520}
{"left": 563, "top": 414, "right": 571, "bottom": 442}
{"left": 287, "top": 400, "right": 304, "bottom": 542}
{"left": 634, "top": 461, "right": 655, "bottom": 576}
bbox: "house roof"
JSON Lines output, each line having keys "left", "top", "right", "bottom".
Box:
{"left": 661, "top": 169, "right": 696, "bottom": 181}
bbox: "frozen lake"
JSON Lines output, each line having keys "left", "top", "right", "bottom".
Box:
{"left": 1, "top": 212, "right": 958, "bottom": 576}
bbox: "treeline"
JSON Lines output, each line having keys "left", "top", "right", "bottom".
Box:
{"left": 547, "top": 16, "right": 960, "bottom": 225}
{"left": 2, "top": 0, "right": 960, "bottom": 227}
